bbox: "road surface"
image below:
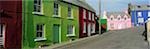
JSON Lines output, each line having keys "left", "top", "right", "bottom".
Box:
{"left": 54, "top": 26, "right": 149, "bottom": 49}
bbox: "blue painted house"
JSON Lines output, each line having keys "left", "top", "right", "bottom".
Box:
{"left": 128, "top": 4, "right": 150, "bottom": 26}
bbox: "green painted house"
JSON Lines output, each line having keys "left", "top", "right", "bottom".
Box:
{"left": 23, "top": 0, "right": 79, "bottom": 48}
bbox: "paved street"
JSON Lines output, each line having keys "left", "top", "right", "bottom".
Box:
{"left": 53, "top": 26, "right": 149, "bottom": 49}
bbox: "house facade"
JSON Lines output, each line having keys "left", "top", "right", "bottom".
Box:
{"left": 106, "top": 11, "right": 132, "bottom": 30}
{"left": 78, "top": 0, "right": 97, "bottom": 38}
{"left": 23, "top": 0, "right": 79, "bottom": 48}
{"left": 0, "top": 1, "right": 22, "bottom": 49}
{"left": 128, "top": 4, "right": 150, "bottom": 26}
{"left": 101, "top": 11, "right": 107, "bottom": 33}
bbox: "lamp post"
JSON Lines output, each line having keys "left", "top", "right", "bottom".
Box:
{"left": 99, "top": 0, "right": 101, "bottom": 35}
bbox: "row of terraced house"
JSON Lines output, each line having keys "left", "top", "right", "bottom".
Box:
{"left": 0, "top": 0, "right": 99, "bottom": 49}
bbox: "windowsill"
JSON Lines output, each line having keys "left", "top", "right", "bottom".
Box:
{"left": 34, "top": 38, "right": 47, "bottom": 41}
{"left": 67, "top": 17, "right": 74, "bottom": 20}
{"left": 66, "top": 34, "right": 75, "bottom": 37}
{"left": 83, "top": 32, "right": 86, "bottom": 33}
{"left": 52, "top": 15, "right": 61, "bottom": 18}
{"left": 32, "top": 12, "right": 44, "bottom": 15}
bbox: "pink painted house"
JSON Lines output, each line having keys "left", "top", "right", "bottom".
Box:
{"left": 104, "top": 11, "right": 132, "bottom": 30}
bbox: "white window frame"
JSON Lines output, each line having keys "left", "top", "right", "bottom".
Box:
{"left": 92, "top": 13, "right": 95, "bottom": 21}
{"left": 83, "top": 22, "right": 86, "bottom": 33}
{"left": 89, "top": 12, "right": 91, "bottom": 20}
{"left": 34, "top": 24, "right": 46, "bottom": 41}
{"left": 91, "top": 24, "right": 95, "bottom": 33}
{"left": 88, "top": 23, "right": 91, "bottom": 36}
{"left": 67, "top": 25, "right": 75, "bottom": 36}
{"left": 83, "top": 9, "right": 86, "bottom": 19}
{"left": 0, "top": 24, "right": 5, "bottom": 45}
{"left": 33, "top": 0, "right": 43, "bottom": 15}
{"left": 138, "top": 18, "right": 144, "bottom": 23}
{"left": 148, "top": 11, "right": 150, "bottom": 17}
{"left": 53, "top": 1, "right": 61, "bottom": 17}
{"left": 67, "top": 4, "right": 74, "bottom": 19}
{"left": 137, "top": 12, "right": 142, "bottom": 17}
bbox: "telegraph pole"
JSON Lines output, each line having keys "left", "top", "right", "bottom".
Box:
{"left": 99, "top": 0, "right": 101, "bottom": 34}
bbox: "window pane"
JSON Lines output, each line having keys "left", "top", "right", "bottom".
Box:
{"left": 68, "top": 5, "right": 71, "bottom": 17}
{"left": 34, "top": 0, "right": 38, "bottom": 4}
{"left": 37, "top": 6, "right": 41, "bottom": 12}
{"left": 83, "top": 9, "right": 86, "bottom": 19}
{"left": 138, "top": 12, "right": 142, "bottom": 17}
{"left": 0, "top": 25, "right": 3, "bottom": 37}
{"left": 83, "top": 22, "right": 86, "bottom": 33}
{"left": 37, "top": 32, "right": 42, "bottom": 37}
{"left": 67, "top": 25, "right": 73, "bottom": 34}
{"left": 36, "top": 24, "right": 44, "bottom": 38}
{"left": 34, "top": 0, "right": 41, "bottom": 12}
{"left": 34, "top": 5, "right": 37, "bottom": 12}
{"left": 54, "top": 2, "right": 59, "bottom": 15}
{"left": 138, "top": 18, "right": 144, "bottom": 23}
{"left": 38, "top": 0, "right": 41, "bottom": 5}
{"left": 148, "top": 12, "right": 150, "bottom": 17}
{"left": 36, "top": 25, "right": 40, "bottom": 30}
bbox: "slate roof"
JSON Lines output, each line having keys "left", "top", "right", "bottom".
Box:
{"left": 129, "top": 4, "right": 150, "bottom": 11}
{"left": 62, "top": 0, "right": 96, "bottom": 12}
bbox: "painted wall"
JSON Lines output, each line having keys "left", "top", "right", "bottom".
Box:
{"left": 131, "top": 10, "right": 150, "bottom": 26}
{"left": 0, "top": 1, "right": 22, "bottom": 49}
{"left": 107, "top": 14, "right": 131, "bottom": 30}
{"left": 79, "top": 7, "right": 97, "bottom": 38}
{"left": 101, "top": 19, "right": 107, "bottom": 33}
{"left": 23, "top": 0, "right": 79, "bottom": 48}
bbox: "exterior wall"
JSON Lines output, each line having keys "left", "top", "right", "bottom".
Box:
{"left": 107, "top": 14, "right": 131, "bottom": 31}
{"left": 131, "top": 10, "right": 149, "bottom": 26}
{"left": 23, "top": 0, "right": 79, "bottom": 48}
{"left": 0, "top": 1, "right": 22, "bottom": 49}
{"left": 79, "top": 8, "right": 87, "bottom": 38}
{"left": 100, "top": 19, "right": 107, "bottom": 33}
{"left": 107, "top": 16, "right": 115, "bottom": 30}
{"left": 79, "top": 7, "right": 96, "bottom": 38}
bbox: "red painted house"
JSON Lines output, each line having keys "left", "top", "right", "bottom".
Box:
{"left": 0, "top": 1, "right": 22, "bottom": 49}
{"left": 78, "top": 1, "right": 97, "bottom": 38}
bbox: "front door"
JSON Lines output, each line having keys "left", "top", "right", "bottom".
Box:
{"left": 53, "top": 24, "right": 60, "bottom": 44}
{"left": 0, "top": 24, "right": 4, "bottom": 47}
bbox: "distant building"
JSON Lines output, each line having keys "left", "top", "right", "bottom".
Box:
{"left": 77, "top": 0, "right": 98, "bottom": 38}
{"left": 101, "top": 11, "right": 107, "bottom": 33}
{"left": 105, "top": 11, "right": 132, "bottom": 30}
{"left": 128, "top": 4, "right": 150, "bottom": 26}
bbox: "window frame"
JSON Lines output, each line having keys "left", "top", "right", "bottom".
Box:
{"left": 0, "top": 24, "right": 5, "bottom": 45}
{"left": 83, "top": 9, "right": 86, "bottom": 19}
{"left": 91, "top": 24, "right": 95, "bottom": 33}
{"left": 53, "top": 1, "right": 61, "bottom": 17}
{"left": 67, "top": 25, "right": 75, "bottom": 36}
{"left": 67, "top": 4, "right": 74, "bottom": 19}
{"left": 83, "top": 22, "right": 86, "bottom": 33}
{"left": 89, "top": 12, "right": 91, "bottom": 20}
{"left": 34, "top": 24, "right": 46, "bottom": 41}
{"left": 137, "top": 12, "right": 142, "bottom": 17}
{"left": 92, "top": 13, "right": 95, "bottom": 21}
{"left": 148, "top": 11, "right": 150, "bottom": 17}
{"left": 33, "top": 0, "right": 43, "bottom": 15}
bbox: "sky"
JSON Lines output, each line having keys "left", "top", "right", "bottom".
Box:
{"left": 86, "top": 0, "right": 149, "bottom": 15}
